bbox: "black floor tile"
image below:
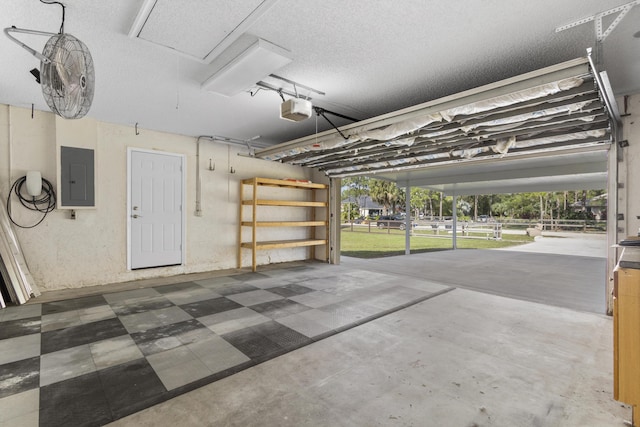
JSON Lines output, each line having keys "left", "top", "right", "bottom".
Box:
{"left": 98, "top": 358, "right": 166, "bottom": 419}
{"left": 0, "top": 356, "right": 39, "bottom": 398}
{"left": 41, "top": 317, "right": 128, "bottom": 354}
{"left": 265, "top": 284, "right": 314, "bottom": 297}
{"left": 251, "top": 320, "right": 312, "bottom": 350}
{"left": 0, "top": 316, "right": 40, "bottom": 340}
{"left": 41, "top": 300, "right": 79, "bottom": 315}
{"left": 72, "top": 295, "right": 109, "bottom": 310}
{"left": 41, "top": 295, "right": 107, "bottom": 315}
{"left": 250, "top": 299, "right": 311, "bottom": 319}
{"left": 130, "top": 319, "right": 206, "bottom": 355}
{"left": 232, "top": 272, "right": 269, "bottom": 281}
{"left": 222, "top": 326, "right": 285, "bottom": 361}
{"left": 179, "top": 297, "right": 242, "bottom": 318}
{"left": 214, "top": 283, "right": 261, "bottom": 296}
{"left": 40, "top": 372, "right": 112, "bottom": 427}
{"left": 153, "top": 281, "right": 204, "bottom": 294}
{"left": 110, "top": 296, "right": 174, "bottom": 316}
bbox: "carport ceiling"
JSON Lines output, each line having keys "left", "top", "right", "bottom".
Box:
{"left": 378, "top": 148, "right": 609, "bottom": 196}
{"left": 255, "top": 57, "right": 615, "bottom": 192}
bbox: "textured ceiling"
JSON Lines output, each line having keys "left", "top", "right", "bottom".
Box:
{"left": 1, "top": 0, "right": 639, "bottom": 148}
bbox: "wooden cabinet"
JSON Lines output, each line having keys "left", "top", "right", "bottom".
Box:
{"left": 614, "top": 247, "right": 640, "bottom": 423}
{"left": 237, "top": 177, "right": 329, "bottom": 272}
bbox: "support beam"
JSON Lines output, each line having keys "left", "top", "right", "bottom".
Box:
{"left": 329, "top": 178, "right": 341, "bottom": 265}
{"left": 405, "top": 184, "right": 411, "bottom": 255}
{"left": 452, "top": 194, "right": 458, "bottom": 250}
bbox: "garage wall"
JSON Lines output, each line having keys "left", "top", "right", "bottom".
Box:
{"left": 620, "top": 93, "right": 640, "bottom": 240}
{"left": 0, "top": 104, "right": 327, "bottom": 291}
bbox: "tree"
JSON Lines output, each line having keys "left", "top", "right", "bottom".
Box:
{"left": 341, "top": 202, "right": 360, "bottom": 221}
{"left": 369, "top": 179, "right": 401, "bottom": 214}
{"left": 410, "top": 188, "right": 431, "bottom": 218}
{"left": 491, "top": 201, "right": 509, "bottom": 218}
{"left": 457, "top": 199, "right": 471, "bottom": 218}
{"left": 341, "top": 177, "right": 371, "bottom": 209}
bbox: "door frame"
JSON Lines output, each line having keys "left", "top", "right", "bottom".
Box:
{"left": 126, "top": 147, "right": 186, "bottom": 270}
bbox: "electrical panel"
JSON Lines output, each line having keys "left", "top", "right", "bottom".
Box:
{"left": 60, "top": 146, "right": 95, "bottom": 207}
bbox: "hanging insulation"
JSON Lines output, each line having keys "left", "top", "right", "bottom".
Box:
{"left": 255, "top": 57, "right": 614, "bottom": 178}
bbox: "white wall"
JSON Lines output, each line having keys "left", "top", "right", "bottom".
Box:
{"left": 0, "top": 105, "right": 327, "bottom": 291}
{"left": 620, "top": 94, "right": 640, "bottom": 239}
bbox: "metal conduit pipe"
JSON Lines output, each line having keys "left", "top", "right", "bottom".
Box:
{"left": 195, "top": 136, "right": 204, "bottom": 216}
{"left": 194, "top": 135, "right": 260, "bottom": 216}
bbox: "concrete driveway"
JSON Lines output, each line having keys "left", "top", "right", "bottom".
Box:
{"left": 342, "top": 232, "right": 608, "bottom": 313}
{"left": 495, "top": 231, "right": 606, "bottom": 258}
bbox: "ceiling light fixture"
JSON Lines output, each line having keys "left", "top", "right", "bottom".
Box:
{"left": 201, "top": 38, "right": 291, "bottom": 97}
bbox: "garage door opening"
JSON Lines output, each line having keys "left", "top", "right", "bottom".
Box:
{"left": 254, "top": 55, "right": 620, "bottom": 314}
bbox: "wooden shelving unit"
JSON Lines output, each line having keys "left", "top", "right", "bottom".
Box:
{"left": 238, "top": 177, "right": 329, "bottom": 272}
{"left": 614, "top": 247, "right": 640, "bottom": 424}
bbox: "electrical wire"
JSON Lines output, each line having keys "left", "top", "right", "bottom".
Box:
{"left": 6, "top": 176, "right": 57, "bottom": 229}
{"left": 39, "top": 0, "right": 66, "bottom": 34}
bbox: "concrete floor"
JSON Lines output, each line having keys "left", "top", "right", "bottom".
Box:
{"left": 108, "top": 233, "right": 630, "bottom": 426}
{"left": 109, "top": 288, "right": 626, "bottom": 427}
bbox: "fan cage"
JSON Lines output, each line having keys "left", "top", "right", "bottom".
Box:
{"left": 40, "top": 33, "right": 95, "bottom": 119}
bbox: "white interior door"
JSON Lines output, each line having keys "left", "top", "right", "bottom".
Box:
{"left": 128, "top": 149, "right": 184, "bottom": 269}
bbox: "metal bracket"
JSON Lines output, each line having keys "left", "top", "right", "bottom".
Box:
{"left": 313, "top": 107, "right": 354, "bottom": 141}
{"left": 555, "top": 1, "right": 639, "bottom": 42}
{"left": 3, "top": 26, "right": 56, "bottom": 64}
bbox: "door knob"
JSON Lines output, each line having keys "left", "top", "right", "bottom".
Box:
{"left": 132, "top": 214, "right": 142, "bottom": 219}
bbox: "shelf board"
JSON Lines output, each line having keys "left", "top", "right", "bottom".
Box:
{"left": 241, "top": 221, "right": 327, "bottom": 227}
{"left": 242, "top": 177, "right": 328, "bottom": 189}
{"left": 241, "top": 239, "right": 327, "bottom": 250}
{"left": 242, "top": 199, "right": 327, "bottom": 207}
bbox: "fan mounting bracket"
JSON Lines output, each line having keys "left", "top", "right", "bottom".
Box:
{"left": 4, "top": 26, "right": 57, "bottom": 64}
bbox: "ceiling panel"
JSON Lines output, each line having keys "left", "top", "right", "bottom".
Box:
{"left": 135, "top": 0, "right": 265, "bottom": 60}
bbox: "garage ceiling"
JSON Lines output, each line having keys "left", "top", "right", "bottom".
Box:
{"left": 1, "top": 0, "right": 637, "bottom": 194}
{"left": 1, "top": 0, "right": 638, "bottom": 147}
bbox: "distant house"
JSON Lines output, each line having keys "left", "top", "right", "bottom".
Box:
{"left": 571, "top": 193, "right": 607, "bottom": 220}
{"left": 342, "top": 196, "right": 384, "bottom": 218}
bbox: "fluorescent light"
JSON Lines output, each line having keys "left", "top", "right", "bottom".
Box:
{"left": 201, "top": 39, "right": 292, "bottom": 97}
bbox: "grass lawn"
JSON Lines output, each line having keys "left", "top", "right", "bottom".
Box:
{"left": 340, "top": 229, "right": 534, "bottom": 258}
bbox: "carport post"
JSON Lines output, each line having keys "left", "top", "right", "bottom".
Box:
{"left": 452, "top": 194, "right": 458, "bottom": 250}
{"left": 405, "top": 184, "right": 411, "bottom": 255}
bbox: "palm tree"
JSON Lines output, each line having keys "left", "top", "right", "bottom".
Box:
{"left": 370, "top": 179, "right": 400, "bottom": 214}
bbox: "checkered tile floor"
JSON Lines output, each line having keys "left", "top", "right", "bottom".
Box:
{"left": 0, "top": 264, "right": 451, "bottom": 427}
